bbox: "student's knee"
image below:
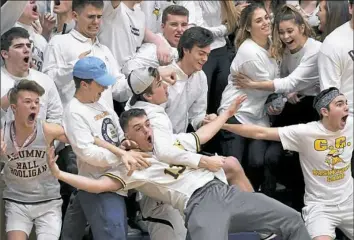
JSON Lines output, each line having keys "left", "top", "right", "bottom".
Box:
{"left": 313, "top": 236, "right": 333, "bottom": 240}
{"left": 223, "top": 156, "right": 245, "bottom": 179}
{"left": 6, "top": 231, "right": 28, "bottom": 240}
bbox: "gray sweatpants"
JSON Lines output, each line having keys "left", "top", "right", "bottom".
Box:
{"left": 184, "top": 179, "right": 311, "bottom": 240}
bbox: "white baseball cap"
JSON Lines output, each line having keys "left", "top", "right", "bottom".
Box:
{"left": 128, "top": 67, "right": 156, "bottom": 95}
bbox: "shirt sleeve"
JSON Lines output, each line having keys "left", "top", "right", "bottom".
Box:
{"left": 42, "top": 41, "right": 78, "bottom": 89}
{"left": 192, "top": 2, "right": 228, "bottom": 38}
{"left": 278, "top": 124, "right": 307, "bottom": 152}
{"left": 318, "top": 48, "right": 342, "bottom": 90}
{"left": 44, "top": 75, "right": 63, "bottom": 125}
{"left": 1, "top": 1, "right": 27, "bottom": 34}
{"left": 189, "top": 73, "right": 208, "bottom": 131}
{"left": 64, "top": 111, "right": 121, "bottom": 168}
{"left": 152, "top": 118, "right": 201, "bottom": 168}
{"left": 273, "top": 53, "right": 319, "bottom": 93}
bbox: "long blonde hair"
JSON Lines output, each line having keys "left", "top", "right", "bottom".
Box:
{"left": 271, "top": 4, "right": 315, "bottom": 60}
{"left": 235, "top": 3, "right": 266, "bottom": 49}
{"left": 220, "top": 0, "right": 241, "bottom": 34}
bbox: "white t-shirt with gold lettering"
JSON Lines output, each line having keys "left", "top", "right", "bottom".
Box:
{"left": 278, "top": 117, "right": 353, "bottom": 205}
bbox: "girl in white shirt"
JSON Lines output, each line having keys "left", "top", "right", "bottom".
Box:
{"left": 194, "top": 1, "right": 240, "bottom": 114}
{"left": 317, "top": 0, "right": 351, "bottom": 41}
{"left": 234, "top": 4, "right": 321, "bottom": 124}
{"left": 218, "top": 3, "right": 277, "bottom": 190}
{"left": 233, "top": 4, "right": 322, "bottom": 201}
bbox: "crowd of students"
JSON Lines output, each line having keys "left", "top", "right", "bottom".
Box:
{"left": 0, "top": 0, "right": 353, "bottom": 240}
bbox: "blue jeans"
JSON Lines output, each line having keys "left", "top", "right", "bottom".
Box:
{"left": 61, "top": 191, "right": 87, "bottom": 240}
{"left": 77, "top": 190, "right": 127, "bottom": 240}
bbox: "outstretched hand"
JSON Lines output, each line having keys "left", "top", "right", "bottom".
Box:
{"left": 226, "top": 94, "right": 247, "bottom": 117}
{"left": 121, "top": 151, "right": 151, "bottom": 176}
{"left": 46, "top": 146, "right": 61, "bottom": 178}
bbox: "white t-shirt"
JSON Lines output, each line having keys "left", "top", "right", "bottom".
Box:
{"left": 1, "top": 67, "right": 63, "bottom": 125}
{"left": 319, "top": 22, "right": 353, "bottom": 116}
{"left": 164, "top": 62, "right": 208, "bottom": 133}
{"left": 63, "top": 97, "right": 124, "bottom": 180}
{"left": 43, "top": 29, "right": 131, "bottom": 108}
{"left": 99, "top": 2, "right": 145, "bottom": 67}
{"left": 218, "top": 38, "right": 279, "bottom": 127}
{"left": 14, "top": 22, "right": 47, "bottom": 72}
{"left": 274, "top": 37, "right": 321, "bottom": 96}
{"left": 278, "top": 118, "right": 353, "bottom": 205}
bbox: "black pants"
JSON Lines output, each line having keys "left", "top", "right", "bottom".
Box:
{"left": 220, "top": 116, "right": 268, "bottom": 189}
{"left": 56, "top": 145, "right": 78, "bottom": 221}
{"left": 202, "top": 46, "right": 230, "bottom": 114}
{"left": 264, "top": 96, "right": 317, "bottom": 209}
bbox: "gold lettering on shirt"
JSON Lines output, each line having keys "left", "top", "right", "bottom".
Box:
{"left": 94, "top": 111, "right": 109, "bottom": 121}
{"left": 312, "top": 136, "right": 352, "bottom": 182}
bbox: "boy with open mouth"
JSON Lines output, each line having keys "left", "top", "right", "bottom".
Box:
{"left": 220, "top": 87, "right": 353, "bottom": 240}
{"left": 0, "top": 79, "right": 68, "bottom": 240}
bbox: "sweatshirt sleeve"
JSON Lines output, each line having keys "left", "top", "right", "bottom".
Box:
{"left": 273, "top": 52, "right": 319, "bottom": 93}
{"left": 1, "top": 1, "right": 27, "bottom": 34}
{"left": 318, "top": 46, "right": 342, "bottom": 91}
{"left": 189, "top": 73, "right": 208, "bottom": 131}
{"left": 153, "top": 118, "right": 201, "bottom": 168}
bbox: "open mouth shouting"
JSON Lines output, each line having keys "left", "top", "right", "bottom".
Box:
{"left": 341, "top": 115, "right": 349, "bottom": 124}
{"left": 23, "top": 57, "right": 30, "bottom": 64}
{"left": 147, "top": 135, "right": 152, "bottom": 144}
{"left": 28, "top": 113, "right": 36, "bottom": 124}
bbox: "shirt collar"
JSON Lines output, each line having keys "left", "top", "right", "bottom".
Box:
{"left": 70, "top": 29, "right": 100, "bottom": 45}
{"left": 2, "top": 66, "right": 30, "bottom": 80}
{"left": 170, "top": 61, "right": 190, "bottom": 81}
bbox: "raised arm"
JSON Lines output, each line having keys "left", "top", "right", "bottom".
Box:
{"left": 1, "top": 0, "right": 28, "bottom": 34}
{"left": 43, "top": 122, "right": 69, "bottom": 145}
{"left": 144, "top": 28, "right": 172, "bottom": 65}
{"left": 196, "top": 95, "right": 246, "bottom": 144}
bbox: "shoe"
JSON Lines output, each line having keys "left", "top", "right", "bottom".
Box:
{"left": 259, "top": 233, "right": 277, "bottom": 240}
{"left": 128, "top": 225, "right": 141, "bottom": 237}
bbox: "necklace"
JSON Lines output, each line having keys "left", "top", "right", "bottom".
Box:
{"left": 10, "top": 121, "right": 37, "bottom": 156}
